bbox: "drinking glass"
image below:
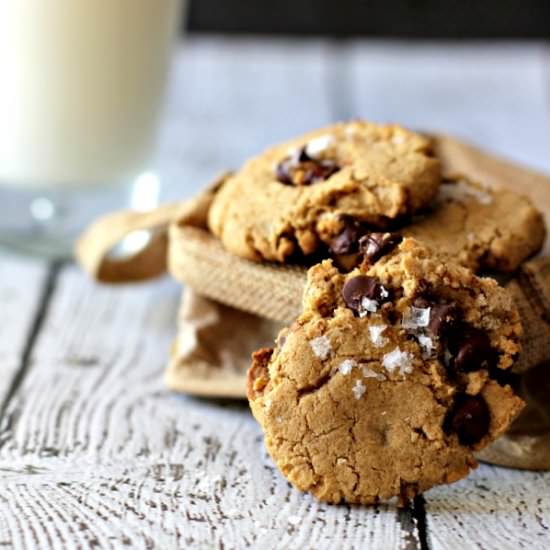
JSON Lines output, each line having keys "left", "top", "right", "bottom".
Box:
{"left": 0, "top": 0, "right": 183, "bottom": 257}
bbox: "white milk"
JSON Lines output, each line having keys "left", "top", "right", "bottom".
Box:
{"left": 0, "top": 0, "right": 182, "bottom": 188}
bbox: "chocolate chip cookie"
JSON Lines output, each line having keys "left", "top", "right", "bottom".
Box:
{"left": 208, "top": 121, "right": 441, "bottom": 262}
{"left": 247, "top": 238, "right": 524, "bottom": 504}
{"left": 328, "top": 176, "right": 546, "bottom": 273}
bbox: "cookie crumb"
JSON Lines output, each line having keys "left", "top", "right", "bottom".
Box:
{"left": 338, "top": 359, "right": 356, "bottom": 375}
{"left": 383, "top": 348, "right": 414, "bottom": 376}
{"left": 368, "top": 325, "right": 388, "bottom": 347}
{"left": 440, "top": 180, "right": 493, "bottom": 205}
{"left": 310, "top": 336, "right": 332, "bottom": 360}
{"left": 392, "top": 133, "right": 406, "bottom": 145}
{"left": 352, "top": 379, "right": 366, "bottom": 400}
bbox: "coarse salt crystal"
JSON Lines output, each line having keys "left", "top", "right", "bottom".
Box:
{"left": 362, "top": 365, "right": 386, "bottom": 381}
{"left": 417, "top": 334, "right": 434, "bottom": 359}
{"left": 369, "top": 325, "right": 388, "bottom": 348}
{"left": 382, "top": 348, "right": 414, "bottom": 376}
{"left": 352, "top": 379, "right": 366, "bottom": 400}
{"left": 359, "top": 296, "right": 379, "bottom": 317}
{"left": 402, "top": 306, "right": 431, "bottom": 330}
{"left": 310, "top": 336, "right": 332, "bottom": 360}
{"left": 338, "top": 359, "right": 356, "bottom": 375}
{"left": 305, "top": 134, "right": 335, "bottom": 158}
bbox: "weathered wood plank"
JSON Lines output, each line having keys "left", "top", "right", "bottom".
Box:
{"left": 0, "top": 266, "right": 409, "bottom": 549}
{"left": 0, "top": 253, "right": 48, "bottom": 404}
{"left": 347, "top": 41, "right": 550, "bottom": 173}
{"left": 425, "top": 464, "right": 550, "bottom": 550}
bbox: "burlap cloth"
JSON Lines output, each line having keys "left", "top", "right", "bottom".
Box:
{"left": 77, "top": 135, "right": 550, "bottom": 470}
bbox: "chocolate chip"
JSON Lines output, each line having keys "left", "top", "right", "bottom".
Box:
{"left": 329, "top": 220, "right": 365, "bottom": 255}
{"left": 426, "top": 303, "right": 460, "bottom": 337}
{"left": 275, "top": 147, "right": 339, "bottom": 186}
{"left": 449, "top": 326, "right": 494, "bottom": 372}
{"left": 342, "top": 275, "right": 391, "bottom": 314}
{"left": 275, "top": 159, "right": 294, "bottom": 185}
{"left": 445, "top": 394, "right": 490, "bottom": 446}
{"left": 359, "top": 232, "right": 403, "bottom": 263}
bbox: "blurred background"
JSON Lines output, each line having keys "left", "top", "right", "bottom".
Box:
{"left": 1, "top": 0, "right": 550, "bottom": 256}
{"left": 187, "top": 0, "right": 550, "bottom": 38}
{"left": 153, "top": 0, "right": 550, "bottom": 201}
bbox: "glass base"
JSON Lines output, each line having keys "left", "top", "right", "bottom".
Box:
{"left": 0, "top": 173, "right": 160, "bottom": 259}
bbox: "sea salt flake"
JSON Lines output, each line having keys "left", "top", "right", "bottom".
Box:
{"left": 369, "top": 325, "right": 388, "bottom": 348}
{"left": 359, "top": 296, "right": 379, "bottom": 317}
{"left": 362, "top": 365, "right": 386, "bottom": 381}
{"left": 382, "top": 348, "right": 414, "bottom": 376}
{"left": 417, "top": 334, "right": 434, "bottom": 359}
{"left": 310, "top": 336, "right": 332, "bottom": 360}
{"left": 305, "top": 134, "right": 335, "bottom": 158}
{"left": 352, "top": 379, "right": 366, "bottom": 400}
{"left": 338, "top": 359, "right": 356, "bottom": 375}
{"left": 402, "top": 306, "right": 431, "bottom": 330}
{"left": 379, "top": 286, "right": 389, "bottom": 299}
{"left": 444, "top": 348, "right": 453, "bottom": 367}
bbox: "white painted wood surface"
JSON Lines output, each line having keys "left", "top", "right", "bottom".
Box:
{"left": 0, "top": 37, "right": 549, "bottom": 549}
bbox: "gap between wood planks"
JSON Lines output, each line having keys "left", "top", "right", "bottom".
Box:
{"left": 325, "top": 41, "right": 431, "bottom": 550}
{"left": 0, "top": 261, "right": 64, "bottom": 442}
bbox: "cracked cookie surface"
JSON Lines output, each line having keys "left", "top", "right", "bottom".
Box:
{"left": 328, "top": 176, "right": 546, "bottom": 274}
{"left": 247, "top": 238, "right": 524, "bottom": 504}
{"left": 208, "top": 121, "right": 440, "bottom": 262}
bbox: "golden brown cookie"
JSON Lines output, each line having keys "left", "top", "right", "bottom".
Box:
{"left": 247, "top": 238, "right": 524, "bottom": 505}
{"left": 328, "top": 177, "right": 546, "bottom": 274}
{"left": 208, "top": 121, "right": 441, "bottom": 262}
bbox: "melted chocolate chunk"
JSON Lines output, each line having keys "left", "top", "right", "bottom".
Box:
{"left": 359, "top": 232, "right": 403, "bottom": 263}
{"left": 329, "top": 219, "right": 365, "bottom": 255}
{"left": 444, "top": 394, "right": 490, "bottom": 446}
{"left": 275, "top": 147, "right": 339, "bottom": 186}
{"left": 448, "top": 325, "right": 494, "bottom": 372}
{"left": 342, "top": 275, "right": 391, "bottom": 314}
{"left": 426, "top": 303, "right": 460, "bottom": 337}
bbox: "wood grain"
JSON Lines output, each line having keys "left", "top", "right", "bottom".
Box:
{"left": 425, "top": 464, "right": 550, "bottom": 550}
{"left": 0, "top": 254, "right": 48, "bottom": 404}
{"left": 0, "top": 266, "right": 410, "bottom": 549}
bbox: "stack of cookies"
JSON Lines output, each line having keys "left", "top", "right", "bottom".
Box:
{"left": 77, "top": 120, "right": 550, "bottom": 504}
{"left": 195, "top": 121, "right": 546, "bottom": 504}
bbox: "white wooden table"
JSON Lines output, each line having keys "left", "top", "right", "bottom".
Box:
{"left": 1, "top": 37, "right": 550, "bottom": 549}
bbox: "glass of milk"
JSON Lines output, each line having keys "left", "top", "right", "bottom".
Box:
{"left": 0, "top": 0, "right": 183, "bottom": 257}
